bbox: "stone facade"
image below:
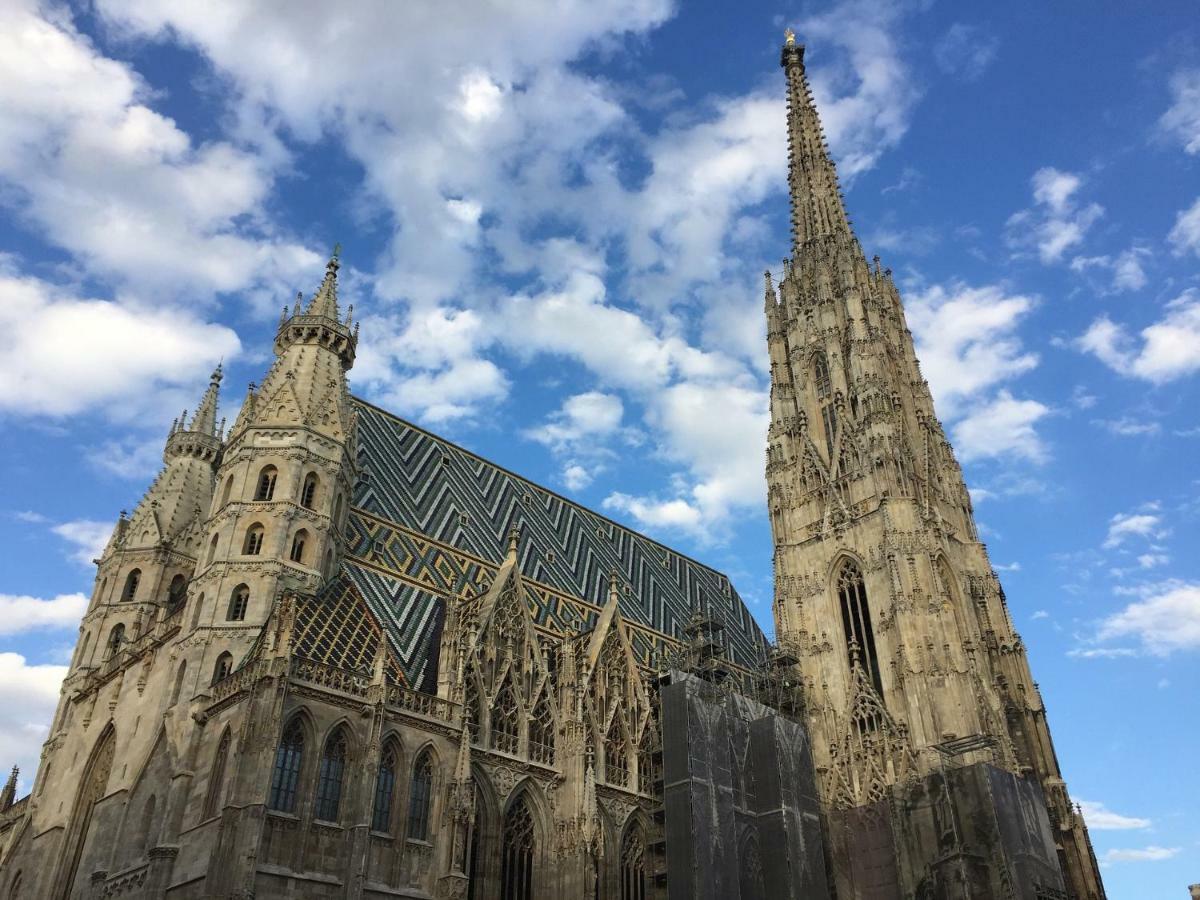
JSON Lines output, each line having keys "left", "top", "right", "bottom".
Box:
{"left": 0, "top": 31, "right": 1106, "bottom": 900}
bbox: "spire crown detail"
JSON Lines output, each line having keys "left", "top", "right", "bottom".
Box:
{"left": 275, "top": 246, "right": 357, "bottom": 369}
{"left": 780, "top": 36, "right": 854, "bottom": 251}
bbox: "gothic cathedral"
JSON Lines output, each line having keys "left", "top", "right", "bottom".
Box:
{"left": 0, "top": 33, "right": 1104, "bottom": 900}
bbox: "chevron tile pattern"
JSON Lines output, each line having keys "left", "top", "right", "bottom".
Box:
{"left": 345, "top": 398, "right": 769, "bottom": 677}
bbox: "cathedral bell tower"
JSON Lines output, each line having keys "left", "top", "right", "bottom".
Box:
{"left": 186, "top": 249, "right": 358, "bottom": 684}
{"left": 767, "top": 31, "right": 1105, "bottom": 899}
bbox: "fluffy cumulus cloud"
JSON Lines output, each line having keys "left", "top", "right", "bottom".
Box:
{"left": 1076, "top": 799, "right": 1151, "bottom": 830}
{"left": 1102, "top": 506, "right": 1168, "bottom": 549}
{"left": 951, "top": 391, "right": 1050, "bottom": 463}
{"left": 0, "top": 0, "right": 316, "bottom": 298}
{"left": 0, "top": 593, "right": 88, "bottom": 635}
{"left": 1006, "top": 168, "right": 1103, "bottom": 264}
{"left": 0, "top": 267, "right": 239, "bottom": 418}
{"left": 1069, "top": 246, "right": 1150, "bottom": 292}
{"left": 1076, "top": 289, "right": 1200, "bottom": 384}
{"left": 1097, "top": 580, "right": 1200, "bottom": 656}
{"left": 525, "top": 391, "right": 629, "bottom": 493}
{"left": 0, "top": 653, "right": 67, "bottom": 795}
{"left": 906, "top": 282, "right": 1038, "bottom": 419}
{"left": 1159, "top": 67, "right": 1200, "bottom": 154}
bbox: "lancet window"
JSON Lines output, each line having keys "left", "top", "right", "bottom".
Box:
{"left": 166, "top": 574, "right": 187, "bottom": 609}
{"left": 227, "top": 585, "right": 249, "bottom": 621}
{"left": 605, "top": 717, "right": 630, "bottom": 787}
{"left": 491, "top": 680, "right": 519, "bottom": 755}
{"left": 836, "top": 560, "right": 884, "bottom": 700}
{"left": 813, "top": 352, "right": 837, "bottom": 457}
{"left": 203, "top": 729, "right": 231, "bottom": 820}
{"left": 254, "top": 465, "right": 277, "bottom": 501}
{"left": 528, "top": 693, "right": 555, "bottom": 765}
{"left": 106, "top": 623, "right": 125, "bottom": 656}
{"left": 620, "top": 824, "right": 647, "bottom": 900}
{"left": 501, "top": 796, "right": 536, "bottom": 900}
{"left": 314, "top": 727, "right": 348, "bottom": 822}
{"left": 289, "top": 530, "right": 308, "bottom": 564}
{"left": 269, "top": 719, "right": 305, "bottom": 813}
{"left": 301, "top": 473, "right": 319, "bottom": 509}
{"left": 211, "top": 652, "right": 233, "bottom": 684}
{"left": 372, "top": 740, "right": 398, "bottom": 833}
{"left": 121, "top": 569, "right": 141, "bottom": 602}
{"left": 407, "top": 751, "right": 433, "bottom": 841}
{"left": 243, "top": 524, "right": 264, "bottom": 556}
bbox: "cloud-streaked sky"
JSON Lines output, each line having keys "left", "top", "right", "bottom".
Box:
{"left": 0, "top": 1, "right": 1197, "bottom": 894}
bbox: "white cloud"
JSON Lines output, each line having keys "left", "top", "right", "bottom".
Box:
{"left": 1006, "top": 168, "right": 1103, "bottom": 264}
{"left": 1077, "top": 289, "right": 1200, "bottom": 384}
{"left": 1100, "top": 846, "right": 1179, "bottom": 865}
{"left": 1067, "top": 647, "right": 1137, "bottom": 659}
{"left": 1168, "top": 196, "right": 1200, "bottom": 257}
{"left": 0, "top": 593, "right": 88, "bottom": 635}
{"left": 86, "top": 436, "right": 165, "bottom": 480}
{"left": 1031, "top": 610, "right": 1049, "bottom": 620}
{"left": 1137, "top": 552, "right": 1169, "bottom": 569}
{"left": 0, "top": 0, "right": 315, "bottom": 298}
{"left": 1076, "top": 799, "right": 1151, "bottom": 830}
{"left": 1159, "top": 67, "right": 1200, "bottom": 154}
{"left": 1093, "top": 417, "right": 1161, "bottom": 437}
{"left": 525, "top": 392, "right": 625, "bottom": 452}
{"left": 906, "top": 282, "right": 1038, "bottom": 419}
{"left": 1069, "top": 246, "right": 1150, "bottom": 292}
{"left": 952, "top": 391, "right": 1050, "bottom": 463}
{"left": 0, "top": 652, "right": 66, "bottom": 796}
{"left": 1097, "top": 580, "right": 1200, "bottom": 655}
{"left": 562, "top": 464, "right": 594, "bottom": 492}
{"left": 993, "top": 561, "right": 1021, "bottom": 572}
{"left": 51, "top": 519, "right": 113, "bottom": 566}
{"left": 933, "top": 23, "right": 1000, "bottom": 81}
{"left": 1102, "top": 508, "right": 1167, "bottom": 549}
{"left": 0, "top": 266, "right": 239, "bottom": 418}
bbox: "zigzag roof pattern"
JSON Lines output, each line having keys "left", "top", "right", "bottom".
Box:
{"left": 346, "top": 398, "right": 769, "bottom": 672}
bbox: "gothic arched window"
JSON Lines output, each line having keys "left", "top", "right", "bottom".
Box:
{"left": 813, "top": 352, "right": 837, "bottom": 457}
{"left": 301, "top": 473, "right": 319, "bottom": 509}
{"left": 140, "top": 794, "right": 157, "bottom": 851}
{"left": 269, "top": 719, "right": 305, "bottom": 812}
{"left": 121, "top": 569, "right": 141, "bottom": 602}
{"left": 491, "top": 681, "right": 519, "bottom": 754}
{"left": 207, "top": 533, "right": 219, "bottom": 565}
{"left": 254, "top": 466, "right": 278, "bottom": 501}
{"left": 220, "top": 475, "right": 234, "bottom": 507}
{"left": 636, "top": 724, "right": 657, "bottom": 795}
{"left": 76, "top": 631, "right": 92, "bottom": 668}
{"left": 227, "top": 585, "right": 249, "bottom": 621}
{"left": 501, "top": 795, "right": 536, "bottom": 900}
{"left": 621, "top": 823, "right": 647, "bottom": 900}
{"left": 242, "top": 524, "right": 264, "bottom": 556}
{"left": 406, "top": 751, "right": 434, "bottom": 841}
{"left": 190, "top": 593, "right": 205, "bottom": 631}
{"left": 836, "top": 560, "right": 884, "bottom": 699}
{"left": 289, "top": 530, "right": 308, "bottom": 564}
{"left": 212, "top": 652, "right": 233, "bottom": 685}
{"left": 166, "top": 574, "right": 187, "bottom": 609}
{"left": 203, "top": 729, "right": 231, "bottom": 820}
{"left": 528, "top": 693, "right": 554, "bottom": 765}
{"left": 372, "top": 740, "right": 399, "bottom": 833}
{"left": 605, "top": 718, "right": 629, "bottom": 788}
{"left": 314, "top": 727, "right": 348, "bottom": 822}
{"left": 106, "top": 623, "right": 125, "bottom": 656}
{"left": 170, "top": 660, "right": 187, "bottom": 707}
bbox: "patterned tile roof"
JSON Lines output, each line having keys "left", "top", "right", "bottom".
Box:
{"left": 343, "top": 398, "right": 769, "bottom": 683}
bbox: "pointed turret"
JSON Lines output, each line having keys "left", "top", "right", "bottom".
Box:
{"left": 780, "top": 30, "right": 853, "bottom": 250}
{"left": 306, "top": 246, "right": 342, "bottom": 321}
{"left": 188, "top": 364, "right": 223, "bottom": 437}
{"left": 0, "top": 765, "right": 16, "bottom": 811}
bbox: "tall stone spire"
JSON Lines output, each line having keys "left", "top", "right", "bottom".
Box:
{"left": 780, "top": 30, "right": 853, "bottom": 250}
{"left": 187, "top": 364, "right": 224, "bottom": 438}
{"left": 768, "top": 31, "right": 1105, "bottom": 900}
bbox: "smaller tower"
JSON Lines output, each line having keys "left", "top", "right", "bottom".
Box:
{"left": 187, "top": 249, "right": 358, "bottom": 687}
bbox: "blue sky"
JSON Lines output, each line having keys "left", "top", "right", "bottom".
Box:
{"left": 0, "top": 0, "right": 1197, "bottom": 894}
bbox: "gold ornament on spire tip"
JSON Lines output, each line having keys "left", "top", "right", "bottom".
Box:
{"left": 784, "top": 27, "right": 795, "bottom": 46}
